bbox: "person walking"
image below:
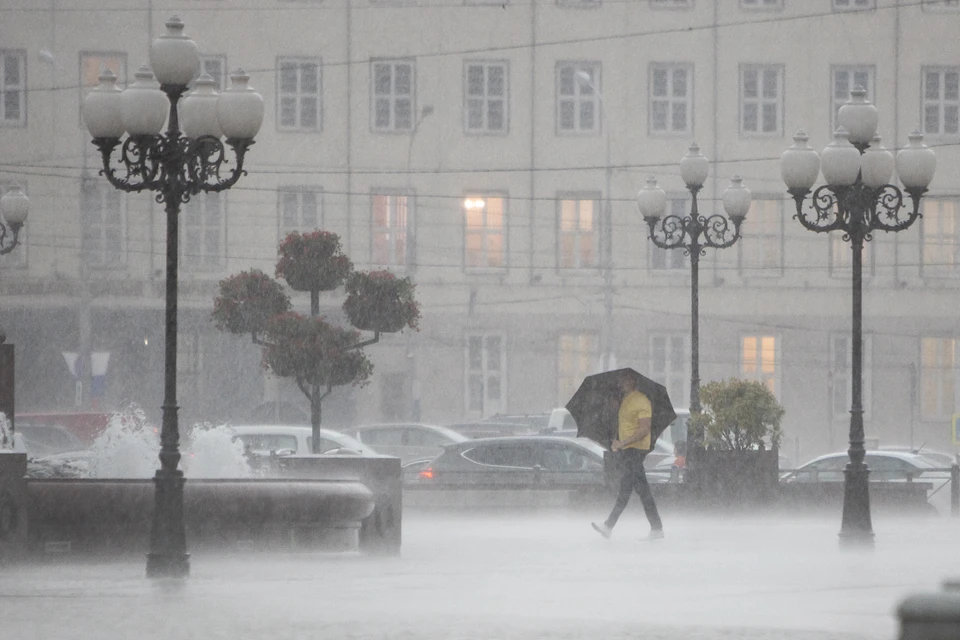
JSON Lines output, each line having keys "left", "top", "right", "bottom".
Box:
{"left": 591, "top": 373, "right": 664, "bottom": 540}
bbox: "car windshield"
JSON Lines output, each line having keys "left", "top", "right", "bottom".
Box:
{"left": 236, "top": 434, "right": 297, "bottom": 453}
{"left": 17, "top": 425, "right": 83, "bottom": 455}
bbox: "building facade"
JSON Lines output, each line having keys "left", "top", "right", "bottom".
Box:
{"left": 0, "top": 0, "right": 958, "bottom": 462}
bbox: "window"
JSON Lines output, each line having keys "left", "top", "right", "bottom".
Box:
{"left": 828, "top": 334, "right": 872, "bottom": 421}
{"left": 650, "top": 334, "right": 689, "bottom": 408}
{"left": 920, "top": 337, "right": 956, "bottom": 420}
{"left": 464, "top": 61, "right": 508, "bottom": 134}
{"left": 465, "top": 334, "right": 506, "bottom": 418}
{"left": 177, "top": 332, "right": 203, "bottom": 375}
{"left": 463, "top": 194, "right": 506, "bottom": 269}
{"left": 278, "top": 58, "right": 322, "bottom": 131}
{"left": 81, "top": 179, "right": 124, "bottom": 268}
{"left": 193, "top": 55, "right": 226, "bottom": 90}
{"left": 741, "top": 334, "right": 780, "bottom": 399}
{"left": 651, "top": 0, "right": 692, "bottom": 7}
{"left": 278, "top": 187, "right": 322, "bottom": 239}
{"left": 923, "top": 0, "right": 960, "bottom": 10}
{"left": 831, "top": 66, "right": 874, "bottom": 133}
{"left": 0, "top": 50, "right": 25, "bottom": 127}
{"left": 556, "top": 62, "right": 601, "bottom": 134}
{"left": 741, "top": 0, "right": 782, "bottom": 8}
{"left": 740, "top": 64, "right": 783, "bottom": 136}
{"left": 372, "top": 60, "right": 415, "bottom": 132}
{"left": 739, "top": 198, "right": 782, "bottom": 274}
{"left": 650, "top": 63, "right": 692, "bottom": 135}
{"left": 557, "top": 0, "right": 600, "bottom": 6}
{"left": 833, "top": 0, "right": 874, "bottom": 9}
{"left": 829, "top": 232, "right": 873, "bottom": 276}
{"left": 80, "top": 52, "right": 126, "bottom": 126}
{"left": 921, "top": 198, "right": 959, "bottom": 277}
{"left": 463, "top": 443, "right": 537, "bottom": 468}
{"left": 181, "top": 192, "right": 224, "bottom": 271}
{"left": 0, "top": 184, "right": 26, "bottom": 267}
{"left": 557, "top": 333, "right": 598, "bottom": 405}
{"left": 650, "top": 197, "right": 689, "bottom": 271}
{"left": 922, "top": 67, "right": 960, "bottom": 137}
{"left": 557, "top": 193, "right": 599, "bottom": 270}
{"left": 371, "top": 190, "right": 410, "bottom": 266}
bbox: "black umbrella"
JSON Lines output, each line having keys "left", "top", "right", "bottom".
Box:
{"left": 565, "top": 368, "right": 677, "bottom": 450}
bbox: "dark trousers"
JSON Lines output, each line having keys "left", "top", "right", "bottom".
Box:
{"left": 605, "top": 448, "right": 663, "bottom": 531}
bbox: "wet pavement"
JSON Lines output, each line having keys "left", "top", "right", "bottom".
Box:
{"left": 2, "top": 508, "right": 956, "bottom": 639}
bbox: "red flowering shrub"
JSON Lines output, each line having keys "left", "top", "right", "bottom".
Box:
{"left": 212, "top": 269, "right": 291, "bottom": 336}
{"left": 262, "top": 313, "right": 373, "bottom": 389}
{"left": 275, "top": 231, "right": 353, "bottom": 293}
{"left": 343, "top": 270, "right": 421, "bottom": 333}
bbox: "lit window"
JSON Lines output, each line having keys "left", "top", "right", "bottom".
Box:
{"left": 741, "top": 334, "right": 780, "bottom": 399}
{"left": 80, "top": 52, "right": 126, "bottom": 125}
{"left": 372, "top": 191, "right": 410, "bottom": 266}
{"left": 558, "top": 194, "right": 599, "bottom": 270}
{"left": 922, "top": 198, "right": 960, "bottom": 277}
{"left": 920, "top": 337, "right": 956, "bottom": 420}
{"left": 464, "top": 194, "right": 506, "bottom": 269}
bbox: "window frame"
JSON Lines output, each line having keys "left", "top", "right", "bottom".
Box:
{"left": 370, "top": 188, "right": 413, "bottom": 267}
{"left": 649, "top": 333, "right": 690, "bottom": 409}
{"left": 650, "top": 0, "right": 693, "bottom": 8}
{"left": 555, "top": 61, "right": 602, "bottom": 136}
{"left": 739, "top": 63, "right": 784, "bottom": 137}
{"left": 0, "top": 49, "right": 27, "bottom": 127}
{"left": 923, "top": 0, "right": 960, "bottom": 11}
{"left": 556, "top": 191, "right": 601, "bottom": 272}
{"left": 194, "top": 54, "right": 227, "bottom": 90}
{"left": 921, "top": 66, "right": 960, "bottom": 139}
{"left": 464, "top": 333, "right": 507, "bottom": 419}
{"left": 828, "top": 333, "right": 873, "bottom": 422}
{"left": 919, "top": 337, "right": 957, "bottom": 421}
{"left": 278, "top": 186, "right": 323, "bottom": 242}
{"left": 181, "top": 191, "right": 226, "bottom": 273}
{"left": 80, "top": 177, "right": 126, "bottom": 269}
{"left": 740, "top": 333, "right": 782, "bottom": 400}
{"left": 740, "top": 0, "right": 782, "bottom": 9}
{"left": 920, "top": 197, "right": 960, "bottom": 278}
{"left": 276, "top": 57, "right": 323, "bottom": 132}
{"left": 832, "top": 0, "right": 875, "bottom": 10}
{"left": 463, "top": 60, "right": 509, "bottom": 135}
{"left": 463, "top": 192, "right": 508, "bottom": 272}
{"left": 557, "top": 333, "right": 599, "bottom": 406}
{"left": 649, "top": 62, "right": 693, "bottom": 137}
{"left": 371, "top": 58, "right": 416, "bottom": 133}
{"left": 738, "top": 196, "right": 784, "bottom": 276}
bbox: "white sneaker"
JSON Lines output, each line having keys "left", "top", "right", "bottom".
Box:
{"left": 644, "top": 529, "right": 665, "bottom": 541}
{"left": 591, "top": 522, "right": 612, "bottom": 540}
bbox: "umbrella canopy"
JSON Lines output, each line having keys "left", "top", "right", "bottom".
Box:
{"left": 565, "top": 368, "right": 677, "bottom": 450}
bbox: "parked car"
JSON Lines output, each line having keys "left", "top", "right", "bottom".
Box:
{"left": 346, "top": 423, "right": 468, "bottom": 464}
{"left": 781, "top": 450, "right": 952, "bottom": 513}
{"left": 878, "top": 446, "right": 957, "bottom": 469}
{"left": 448, "top": 420, "right": 534, "bottom": 439}
{"left": 228, "top": 425, "right": 377, "bottom": 457}
{"left": 15, "top": 424, "right": 85, "bottom": 458}
{"left": 410, "top": 435, "right": 606, "bottom": 490}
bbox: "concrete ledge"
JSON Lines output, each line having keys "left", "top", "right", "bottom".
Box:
{"left": 25, "top": 478, "right": 373, "bottom": 554}
{"left": 898, "top": 593, "right": 960, "bottom": 640}
{"left": 0, "top": 451, "right": 27, "bottom": 562}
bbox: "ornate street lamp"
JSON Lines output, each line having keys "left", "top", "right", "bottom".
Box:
{"left": 638, "top": 143, "right": 752, "bottom": 484}
{"left": 82, "top": 16, "right": 264, "bottom": 578}
{"left": 0, "top": 185, "right": 29, "bottom": 256}
{"left": 781, "top": 87, "right": 935, "bottom": 547}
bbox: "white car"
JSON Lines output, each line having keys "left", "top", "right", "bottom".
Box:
{"left": 228, "top": 425, "right": 377, "bottom": 457}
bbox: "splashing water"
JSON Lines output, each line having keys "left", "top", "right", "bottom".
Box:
{"left": 83, "top": 407, "right": 251, "bottom": 479}
{"left": 0, "top": 412, "right": 11, "bottom": 450}
{"left": 183, "top": 422, "right": 251, "bottom": 478}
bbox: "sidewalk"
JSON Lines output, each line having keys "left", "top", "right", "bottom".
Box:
{"left": 2, "top": 510, "right": 956, "bottom": 640}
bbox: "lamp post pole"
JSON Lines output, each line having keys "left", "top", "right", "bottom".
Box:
{"left": 82, "top": 16, "right": 264, "bottom": 577}
{"left": 638, "top": 144, "right": 752, "bottom": 485}
{"left": 781, "top": 88, "right": 935, "bottom": 546}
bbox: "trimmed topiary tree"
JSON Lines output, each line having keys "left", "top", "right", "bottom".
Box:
{"left": 212, "top": 230, "right": 420, "bottom": 453}
{"left": 692, "top": 378, "right": 785, "bottom": 451}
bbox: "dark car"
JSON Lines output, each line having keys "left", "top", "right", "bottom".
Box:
{"left": 410, "top": 436, "right": 606, "bottom": 489}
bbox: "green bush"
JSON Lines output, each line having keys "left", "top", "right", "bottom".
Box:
{"left": 690, "top": 378, "right": 785, "bottom": 451}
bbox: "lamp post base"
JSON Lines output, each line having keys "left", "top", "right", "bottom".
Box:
{"left": 146, "top": 469, "right": 190, "bottom": 579}
{"left": 838, "top": 462, "right": 874, "bottom": 549}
